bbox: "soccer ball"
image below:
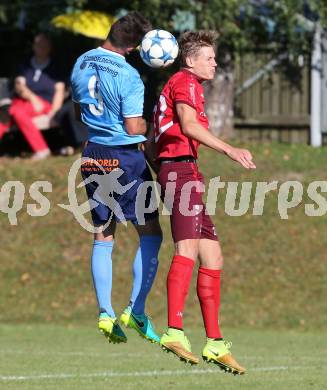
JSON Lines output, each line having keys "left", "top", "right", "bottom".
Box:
{"left": 140, "top": 29, "right": 179, "bottom": 68}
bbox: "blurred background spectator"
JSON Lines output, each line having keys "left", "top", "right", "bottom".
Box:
{"left": 0, "top": 33, "right": 87, "bottom": 159}
{"left": 0, "top": 33, "right": 64, "bottom": 159}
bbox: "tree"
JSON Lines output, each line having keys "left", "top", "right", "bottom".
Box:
{"left": 2, "top": 0, "right": 327, "bottom": 138}
{"left": 0, "top": 0, "right": 87, "bottom": 31}
{"left": 183, "top": 0, "right": 326, "bottom": 138}
{"left": 113, "top": 0, "right": 327, "bottom": 138}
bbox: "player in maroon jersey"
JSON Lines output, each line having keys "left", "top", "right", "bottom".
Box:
{"left": 154, "top": 31, "right": 255, "bottom": 374}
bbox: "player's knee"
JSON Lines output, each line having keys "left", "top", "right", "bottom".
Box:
{"left": 216, "top": 248, "right": 224, "bottom": 267}
{"left": 175, "top": 239, "right": 199, "bottom": 261}
{"left": 94, "top": 234, "right": 114, "bottom": 242}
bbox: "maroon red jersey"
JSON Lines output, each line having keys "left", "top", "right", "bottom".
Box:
{"left": 153, "top": 69, "right": 209, "bottom": 159}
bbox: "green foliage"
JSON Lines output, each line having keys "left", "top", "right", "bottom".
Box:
{"left": 0, "top": 0, "right": 87, "bottom": 31}
{"left": 1, "top": 1, "right": 325, "bottom": 61}
{"left": 91, "top": 1, "right": 322, "bottom": 68}
{"left": 308, "top": 0, "right": 327, "bottom": 25}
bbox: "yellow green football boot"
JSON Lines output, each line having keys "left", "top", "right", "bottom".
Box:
{"left": 98, "top": 313, "right": 127, "bottom": 344}
{"left": 202, "top": 339, "right": 246, "bottom": 375}
{"left": 120, "top": 306, "right": 160, "bottom": 343}
{"left": 160, "top": 328, "right": 199, "bottom": 365}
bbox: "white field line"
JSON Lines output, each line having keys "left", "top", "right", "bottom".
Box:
{"left": 0, "top": 350, "right": 323, "bottom": 361}
{"left": 0, "top": 350, "right": 144, "bottom": 358}
{"left": 0, "top": 366, "right": 321, "bottom": 382}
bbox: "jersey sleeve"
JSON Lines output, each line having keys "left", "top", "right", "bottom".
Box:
{"left": 172, "top": 76, "right": 198, "bottom": 110}
{"left": 121, "top": 71, "right": 144, "bottom": 118}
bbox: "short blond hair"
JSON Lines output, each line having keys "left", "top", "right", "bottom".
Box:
{"left": 179, "top": 31, "right": 218, "bottom": 67}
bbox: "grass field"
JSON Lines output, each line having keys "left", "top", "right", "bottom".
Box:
{"left": 1, "top": 324, "right": 326, "bottom": 390}
{"left": 1, "top": 143, "right": 327, "bottom": 389}
{"left": 1, "top": 143, "right": 327, "bottom": 330}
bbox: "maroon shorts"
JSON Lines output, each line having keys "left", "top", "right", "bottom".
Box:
{"left": 158, "top": 162, "right": 218, "bottom": 243}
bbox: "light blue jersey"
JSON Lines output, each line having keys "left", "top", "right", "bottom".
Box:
{"left": 71, "top": 47, "right": 146, "bottom": 146}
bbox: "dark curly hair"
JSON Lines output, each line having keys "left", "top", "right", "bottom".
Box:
{"left": 179, "top": 31, "right": 218, "bottom": 66}
{"left": 108, "top": 11, "right": 152, "bottom": 49}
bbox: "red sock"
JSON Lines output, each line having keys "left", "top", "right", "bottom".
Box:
{"left": 167, "top": 255, "right": 194, "bottom": 329}
{"left": 197, "top": 267, "right": 222, "bottom": 339}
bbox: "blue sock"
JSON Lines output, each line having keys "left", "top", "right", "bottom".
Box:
{"left": 130, "top": 235, "right": 162, "bottom": 315}
{"left": 91, "top": 240, "right": 115, "bottom": 318}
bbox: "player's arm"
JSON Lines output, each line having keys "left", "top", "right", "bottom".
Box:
{"left": 176, "top": 103, "right": 256, "bottom": 169}
{"left": 124, "top": 116, "right": 147, "bottom": 135}
{"left": 122, "top": 71, "right": 147, "bottom": 136}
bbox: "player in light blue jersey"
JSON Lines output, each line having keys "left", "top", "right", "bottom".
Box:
{"left": 71, "top": 45, "right": 146, "bottom": 146}
{"left": 71, "top": 12, "right": 162, "bottom": 345}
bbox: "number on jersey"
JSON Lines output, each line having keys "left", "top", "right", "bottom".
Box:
{"left": 155, "top": 95, "right": 173, "bottom": 142}
{"left": 88, "top": 75, "right": 104, "bottom": 116}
